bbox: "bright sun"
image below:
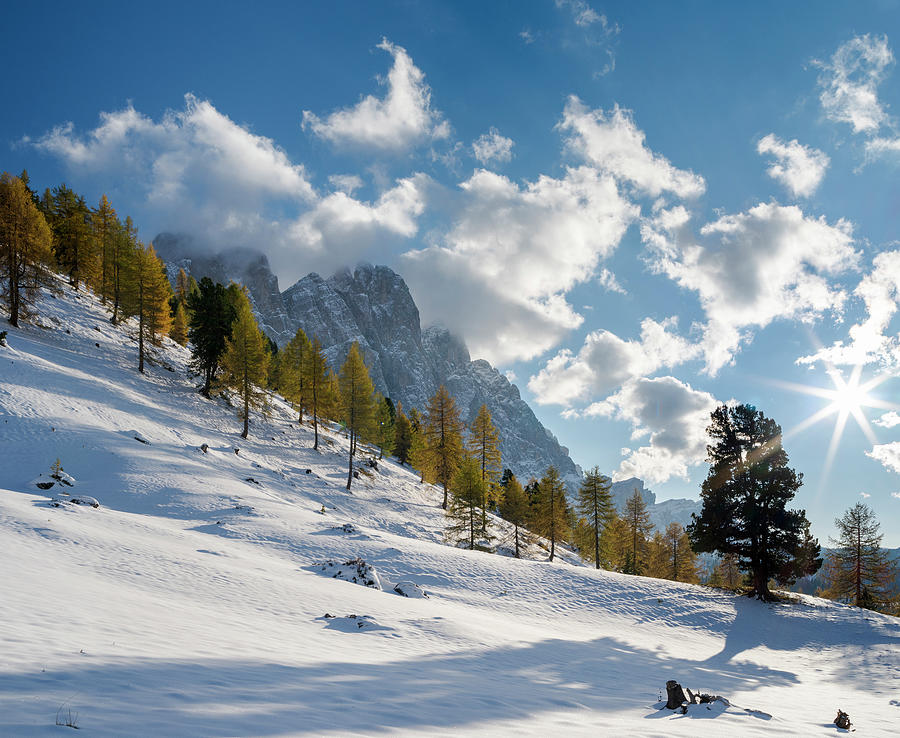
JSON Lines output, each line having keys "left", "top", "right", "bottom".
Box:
{"left": 768, "top": 363, "right": 898, "bottom": 486}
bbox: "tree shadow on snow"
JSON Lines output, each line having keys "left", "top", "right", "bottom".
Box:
{"left": 0, "top": 634, "right": 800, "bottom": 737}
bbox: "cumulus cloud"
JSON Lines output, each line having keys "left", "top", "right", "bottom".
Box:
{"left": 528, "top": 317, "right": 700, "bottom": 407}
{"left": 301, "top": 38, "right": 448, "bottom": 151}
{"left": 868, "top": 441, "right": 900, "bottom": 474}
{"left": 472, "top": 127, "right": 514, "bottom": 165}
{"left": 816, "top": 34, "right": 893, "bottom": 135}
{"left": 874, "top": 410, "right": 900, "bottom": 428}
{"left": 642, "top": 202, "right": 859, "bottom": 373}
{"left": 559, "top": 96, "right": 705, "bottom": 199}
{"left": 597, "top": 267, "right": 626, "bottom": 294}
{"left": 757, "top": 134, "right": 830, "bottom": 198}
{"left": 797, "top": 248, "right": 900, "bottom": 369}
{"left": 328, "top": 174, "right": 364, "bottom": 195}
{"left": 403, "top": 166, "right": 638, "bottom": 364}
{"left": 585, "top": 376, "right": 718, "bottom": 484}
{"left": 29, "top": 96, "right": 429, "bottom": 285}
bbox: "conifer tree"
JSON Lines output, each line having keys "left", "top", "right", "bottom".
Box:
{"left": 468, "top": 403, "right": 502, "bottom": 535}
{"left": 122, "top": 242, "right": 172, "bottom": 373}
{"left": 374, "top": 395, "right": 395, "bottom": 459}
{"left": 281, "top": 328, "right": 312, "bottom": 423}
{"left": 339, "top": 342, "right": 375, "bottom": 490}
{"left": 576, "top": 467, "right": 615, "bottom": 570}
{"left": 825, "top": 502, "right": 897, "bottom": 610}
{"left": 170, "top": 300, "right": 188, "bottom": 346}
{"left": 218, "top": 288, "right": 270, "bottom": 438}
{"left": 48, "top": 184, "right": 96, "bottom": 289}
{"left": 302, "top": 336, "right": 331, "bottom": 450}
{"left": 532, "top": 466, "right": 570, "bottom": 562}
{"left": 187, "top": 277, "right": 236, "bottom": 397}
{"left": 663, "top": 522, "right": 701, "bottom": 583}
{"left": 445, "top": 456, "right": 488, "bottom": 550}
{"left": 394, "top": 407, "right": 413, "bottom": 464}
{"left": 175, "top": 268, "right": 190, "bottom": 304}
{"left": 646, "top": 531, "right": 669, "bottom": 578}
{"left": 422, "top": 385, "right": 465, "bottom": 509}
{"left": 109, "top": 216, "right": 137, "bottom": 323}
{"left": 688, "top": 404, "right": 820, "bottom": 600}
{"left": 0, "top": 173, "right": 53, "bottom": 326}
{"left": 408, "top": 407, "right": 427, "bottom": 482}
{"left": 623, "top": 489, "right": 653, "bottom": 575}
{"left": 499, "top": 472, "right": 529, "bottom": 558}
{"left": 600, "top": 514, "right": 630, "bottom": 572}
{"left": 92, "top": 194, "right": 119, "bottom": 303}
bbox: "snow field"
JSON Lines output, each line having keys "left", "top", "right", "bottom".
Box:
{"left": 0, "top": 281, "right": 898, "bottom": 736}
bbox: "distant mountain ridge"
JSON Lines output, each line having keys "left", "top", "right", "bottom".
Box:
{"left": 154, "top": 235, "right": 582, "bottom": 489}
{"left": 610, "top": 477, "right": 701, "bottom": 532}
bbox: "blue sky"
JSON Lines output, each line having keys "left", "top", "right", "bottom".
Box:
{"left": 3, "top": 1, "right": 900, "bottom": 544}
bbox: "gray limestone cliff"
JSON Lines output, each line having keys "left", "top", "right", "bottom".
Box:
{"left": 610, "top": 477, "right": 701, "bottom": 531}
{"left": 155, "top": 237, "right": 581, "bottom": 488}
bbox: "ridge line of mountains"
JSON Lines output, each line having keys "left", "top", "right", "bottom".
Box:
{"left": 154, "top": 233, "right": 700, "bottom": 529}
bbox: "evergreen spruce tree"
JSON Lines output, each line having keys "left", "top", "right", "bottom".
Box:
{"left": 338, "top": 342, "right": 375, "bottom": 491}
{"left": 374, "top": 395, "right": 395, "bottom": 459}
{"left": 532, "top": 466, "right": 570, "bottom": 562}
{"left": 187, "top": 277, "right": 236, "bottom": 397}
{"left": 0, "top": 173, "right": 53, "bottom": 326}
{"left": 302, "top": 336, "right": 331, "bottom": 450}
{"left": 498, "top": 472, "right": 529, "bottom": 558}
{"left": 170, "top": 300, "right": 188, "bottom": 346}
{"left": 576, "top": 467, "right": 615, "bottom": 569}
{"left": 121, "top": 242, "right": 172, "bottom": 373}
{"left": 394, "top": 407, "right": 413, "bottom": 465}
{"left": 623, "top": 489, "right": 653, "bottom": 575}
{"left": 92, "top": 194, "right": 119, "bottom": 304}
{"left": 688, "top": 404, "right": 820, "bottom": 601}
{"left": 825, "top": 502, "right": 897, "bottom": 610}
{"left": 48, "top": 184, "right": 97, "bottom": 289}
{"left": 218, "top": 288, "right": 270, "bottom": 438}
{"left": 468, "top": 403, "right": 502, "bottom": 535}
{"left": 445, "top": 456, "right": 488, "bottom": 550}
{"left": 422, "top": 385, "right": 465, "bottom": 509}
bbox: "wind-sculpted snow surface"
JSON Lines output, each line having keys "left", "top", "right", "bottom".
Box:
{"left": 0, "top": 279, "right": 898, "bottom": 736}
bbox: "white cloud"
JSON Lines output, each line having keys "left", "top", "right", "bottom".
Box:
{"left": 328, "top": 174, "right": 364, "bottom": 195}
{"left": 528, "top": 317, "right": 699, "bottom": 407}
{"left": 868, "top": 441, "right": 900, "bottom": 474}
{"left": 403, "top": 166, "right": 638, "bottom": 364}
{"left": 597, "top": 267, "right": 626, "bottom": 294}
{"left": 874, "top": 410, "right": 900, "bottom": 428}
{"left": 893, "top": 491, "right": 900, "bottom": 499}
{"left": 519, "top": 29, "right": 535, "bottom": 44}
{"left": 757, "top": 134, "right": 830, "bottom": 198}
{"left": 472, "top": 127, "right": 514, "bottom": 165}
{"left": 585, "top": 376, "right": 718, "bottom": 484}
{"left": 29, "top": 96, "right": 429, "bottom": 286}
{"left": 32, "top": 95, "right": 315, "bottom": 206}
{"left": 816, "top": 34, "right": 894, "bottom": 134}
{"left": 860, "top": 491, "right": 871, "bottom": 498}
{"left": 559, "top": 96, "right": 705, "bottom": 199}
{"left": 555, "top": 0, "right": 603, "bottom": 28}
{"left": 504, "top": 369, "right": 518, "bottom": 382}
{"left": 301, "top": 38, "right": 447, "bottom": 151}
{"left": 797, "top": 248, "right": 900, "bottom": 369}
{"left": 642, "top": 202, "right": 859, "bottom": 373}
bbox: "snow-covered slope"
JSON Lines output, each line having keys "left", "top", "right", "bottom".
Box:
{"left": 1, "top": 281, "right": 899, "bottom": 736}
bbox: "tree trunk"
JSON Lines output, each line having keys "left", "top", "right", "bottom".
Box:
{"left": 442, "top": 482, "right": 448, "bottom": 510}
{"left": 241, "top": 371, "right": 249, "bottom": 439}
{"left": 313, "top": 408, "right": 319, "bottom": 450}
{"left": 346, "top": 430, "right": 354, "bottom": 491}
{"left": 514, "top": 525, "right": 520, "bottom": 559}
{"left": 138, "top": 311, "right": 145, "bottom": 374}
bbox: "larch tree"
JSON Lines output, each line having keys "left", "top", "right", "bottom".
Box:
{"left": 663, "top": 522, "right": 701, "bottom": 583}
{"left": 281, "top": 328, "right": 312, "bottom": 423}
{"left": 169, "top": 300, "right": 188, "bottom": 346}
{"left": 825, "top": 502, "right": 897, "bottom": 611}
{"left": 468, "top": 403, "right": 502, "bottom": 535}
{"left": 623, "top": 489, "right": 653, "bottom": 575}
{"left": 499, "top": 472, "right": 529, "bottom": 558}
{"left": 688, "top": 404, "right": 821, "bottom": 601}
{"left": 187, "top": 277, "right": 236, "bottom": 397}
{"left": 47, "top": 184, "right": 96, "bottom": 289}
{"left": 175, "top": 268, "right": 190, "bottom": 304}
{"left": 422, "top": 385, "right": 465, "bottom": 509}
{"left": 218, "top": 288, "right": 270, "bottom": 439}
{"left": 408, "top": 407, "right": 428, "bottom": 482}
{"left": 445, "top": 456, "right": 488, "bottom": 550}
{"left": 302, "top": 336, "right": 331, "bottom": 450}
{"left": 109, "top": 215, "right": 137, "bottom": 324}
{"left": 338, "top": 342, "right": 375, "bottom": 491}
{"left": 576, "top": 467, "right": 615, "bottom": 570}
{"left": 394, "top": 406, "right": 413, "bottom": 465}
{"left": 0, "top": 173, "right": 53, "bottom": 327}
{"left": 532, "top": 466, "right": 570, "bottom": 562}
{"left": 121, "top": 242, "right": 172, "bottom": 373}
